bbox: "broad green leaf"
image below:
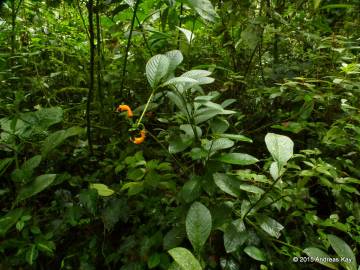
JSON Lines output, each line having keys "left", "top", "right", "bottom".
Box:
{"left": 121, "top": 182, "right": 144, "bottom": 196}
{"left": 42, "top": 126, "right": 83, "bottom": 157}
{"left": 185, "top": 0, "right": 219, "bottom": 22}
{"left": 223, "top": 219, "right": 247, "bottom": 253}
{"left": 167, "top": 91, "right": 186, "bottom": 113}
{"left": 127, "top": 168, "right": 146, "bottom": 181}
{"left": 176, "top": 26, "right": 195, "bottom": 44}
{"left": 26, "top": 245, "right": 38, "bottom": 265}
{"left": 186, "top": 201, "right": 212, "bottom": 253}
{"left": 168, "top": 134, "right": 193, "bottom": 154}
{"left": 148, "top": 253, "right": 161, "bottom": 269}
{"left": 213, "top": 173, "right": 240, "bottom": 197}
{"left": 79, "top": 189, "right": 98, "bottom": 215}
{"left": 36, "top": 240, "right": 55, "bottom": 254}
{"left": 217, "top": 133, "right": 252, "bottom": 143}
{"left": 181, "top": 70, "right": 212, "bottom": 84}
{"left": 168, "top": 247, "right": 202, "bottom": 270}
{"left": 181, "top": 176, "right": 201, "bottom": 203}
{"left": 269, "top": 161, "right": 280, "bottom": 180}
{"left": 11, "top": 155, "right": 41, "bottom": 183}
{"left": 217, "top": 153, "right": 259, "bottom": 165}
{"left": 0, "top": 208, "right": 24, "bottom": 236}
{"left": 0, "top": 157, "right": 13, "bottom": 176}
{"left": 244, "top": 246, "right": 266, "bottom": 261}
{"left": 314, "top": 0, "right": 322, "bottom": 9}
{"left": 210, "top": 118, "right": 229, "bottom": 133}
{"left": 90, "top": 183, "right": 115, "bottom": 196}
{"left": 328, "top": 234, "right": 357, "bottom": 270}
{"left": 146, "top": 54, "right": 170, "bottom": 88}
{"left": 239, "top": 184, "right": 265, "bottom": 194}
{"left": 265, "top": 133, "right": 294, "bottom": 165}
{"left": 256, "top": 215, "right": 284, "bottom": 239}
{"left": 16, "top": 174, "right": 57, "bottom": 202}
{"left": 303, "top": 247, "right": 338, "bottom": 269}
{"left": 163, "top": 227, "right": 186, "bottom": 250}
{"left": 162, "top": 77, "right": 199, "bottom": 87}
{"left": 204, "top": 138, "right": 234, "bottom": 153}
{"left": 165, "top": 50, "right": 183, "bottom": 71}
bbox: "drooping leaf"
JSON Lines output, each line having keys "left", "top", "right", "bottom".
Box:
{"left": 163, "top": 227, "right": 186, "bottom": 250}
{"left": 176, "top": 26, "right": 195, "bottom": 44}
{"left": 42, "top": 126, "right": 84, "bottom": 157}
{"left": 244, "top": 246, "right": 266, "bottom": 261}
{"left": 185, "top": 0, "right": 219, "bottom": 22}
{"left": 265, "top": 133, "right": 294, "bottom": 165}
{"left": 328, "top": 234, "right": 357, "bottom": 270}
{"left": 217, "top": 133, "right": 252, "bottom": 143}
{"left": 0, "top": 208, "right": 24, "bottom": 236}
{"left": 303, "top": 247, "right": 338, "bottom": 269}
{"left": 204, "top": 138, "right": 234, "bottom": 153}
{"left": 186, "top": 201, "right": 212, "bottom": 253}
{"left": 25, "top": 245, "right": 38, "bottom": 265}
{"left": 146, "top": 54, "right": 170, "bottom": 88}
{"left": 256, "top": 215, "right": 284, "bottom": 239}
{"left": 90, "top": 183, "right": 115, "bottom": 197}
{"left": 239, "top": 184, "right": 265, "bottom": 195}
{"left": 168, "top": 247, "right": 202, "bottom": 270}
{"left": 223, "top": 219, "right": 247, "bottom": 253}
{"left": 217, "top": 153, "right": 259, "bottom": 165}
{"left": 16, "top": 174, "right": 57, "bottom": 202}
{"left": 213, "top": 173, "right": 240, "bottom": 197}
{"left": 165, "top": 50, "right": 183, "bottom": 72}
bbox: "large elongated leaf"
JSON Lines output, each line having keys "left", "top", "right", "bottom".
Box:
{"left": 223, "top": 219, "right": 247, "bottom": 253}
{"left": 213, "top": 173, "right": 240, "bottom": 197}
{"left": 256, "top": 215, "right": 284, "bottom": 239}
{"left": 186, "top": 201, "right": 212, "bottom": 253}
{"left": 16, "top": 174, "right": 57, "bottom": 202}
{"left": 168, "top": 247, "right": 202, "bottom": 270}
{"left": 303, "top": 247, "right": 338, "bottom": 269}
{"left": 165, "top": 50, "right": 183, "bottom": 72}
{"left": 328, "top": 234, "right": 357, "bottom": 270}
{"left": 217, "top": 153, "right": 259, "bottom": 165}
{"left": 244, "top": 246, "right": 266, "bottom": 261}
{"left": 176, "top": 26, "right": 195, "bottom": 44}
{"left": 0, "top": 208, "right": 24, "bottom": 236}
{"left": 146, "top": 54, "right": 170, "bottom": 88}
{"left": 186, "top": 0, "right": 219, "bottom": 22}
{"left": 265, "top": 133, "right": 294, "bottom": 165}
{"left": 90, "top": 183, "right": 115, "bottom": 197}
{"left": 42, "top": 126, "right": 84, "bottom": 157}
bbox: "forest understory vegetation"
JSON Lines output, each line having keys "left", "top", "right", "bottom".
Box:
{"left": 0, "top": 0, "right": 359, "bottom": 269}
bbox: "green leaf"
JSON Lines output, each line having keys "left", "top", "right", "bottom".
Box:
{"left": 89, "top": 183, "right": 115, "bottom": 197}
{"left": 146, "top": 54, "right": 170, "bottom": 88}
{"left": 269, "top": 161, "right": 280, "bottom": 180}
{"left": 168, "top": 247, "right": 202, "bottom": 270}
{"left": 244, "top": 246, "right": 266, "bottom": 261}
{"left": 127, "top": 168, "right": 146, "bottom": 181}
{"left": 163, "top": 227, "right": 186, "bottom": 250}
{"left": 163, "top": 77, "right": 199, "bottom": 87}
{"left": 79, "top": 189, "right": 98, "bottom": 215}
{"left": 186, "top": 201, "right": 212, "bottom": 253}
{"left": 265, "top": 133, "right": 294, "bottom": 165}
{"left": 165, "top": 50, "right": 183, "bottom": 72}
{"left": 256, "top": 215, "right": 284, "bottom": 239}
{"left": 26, "top": 245, "right": 38, "bottom": 265}
{"left": 42, "top": 126, "right": 83, "bottom": 157}
{"left": 176, "top": 26, "right": 195, "bottom": 44}
{"left": 168, "top": 134, "right": 193, "bottom": 154}
{"left": 213, "top": 173, "right": 240, "bottom": 197}
{"left": 239, "top": 184, "right": 265, "bottom": 194}
{"left": 223, "top": 219, "right": 247, "bottom": 253}
{"left": 181, "top": 176, "right": 201, "bottom": 203}
{"left": 0, "top": 208, "right": 24, "bottom": 237}
{"left": 216, "top": 153, "right": 259, "bottom": 165}
{"left": 16, "top": 174, "right": 57, "bottom": 202}
{"left": 185, "top": 0, "right": 219, "bottom": 22}
{"left": 217, "top": 133, "right": 252, "bottom": 143}
{"left": 181, "top": 70, "right": 214, "bottom": 85}
{"left": 121, "top": 182, "right": 144, "bottom": 196}
{"left": 0, "top": 157, "right": 13, "bottom": 176}
{"left": 303, "top": 247, "right": 339, "bottom": 269}
{"left": 204, "top": 138, "right": 234, "bottom": 155}
{"left": 11, "top": 155, "right": 42, "bottom": 183}
{"left": 328, "top": 234, "right": 357, "bottom": 270}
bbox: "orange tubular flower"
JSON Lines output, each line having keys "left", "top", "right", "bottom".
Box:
{"left": 131, "top": 130, "right": 146, "bottom": 145}
{"left": 117, "top": 105, "right": 133, "bottom": 118}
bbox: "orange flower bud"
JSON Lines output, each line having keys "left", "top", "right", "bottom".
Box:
{"left": 131, "top": 129, "right": 146, "bottom": 145}
{"left": 117, "top": 105, "right": 133, "bottom": 118}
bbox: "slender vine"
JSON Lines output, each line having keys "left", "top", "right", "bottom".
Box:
{"left": 119, "top": 0, "right": 141, "bottom": 100}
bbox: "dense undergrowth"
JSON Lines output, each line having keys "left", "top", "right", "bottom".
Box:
{"left": 0, "top": 0, "right": 359, "bottom": 269}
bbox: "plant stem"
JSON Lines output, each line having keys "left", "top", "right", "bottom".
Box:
{"left": 120, "top": 0, "right": 141, "bottom": 99}
{"left": 136, "top": 88, "right": 156, "bottom": 127}
{"left": 86, "top": 0, "right": 95, "bottom": 155}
